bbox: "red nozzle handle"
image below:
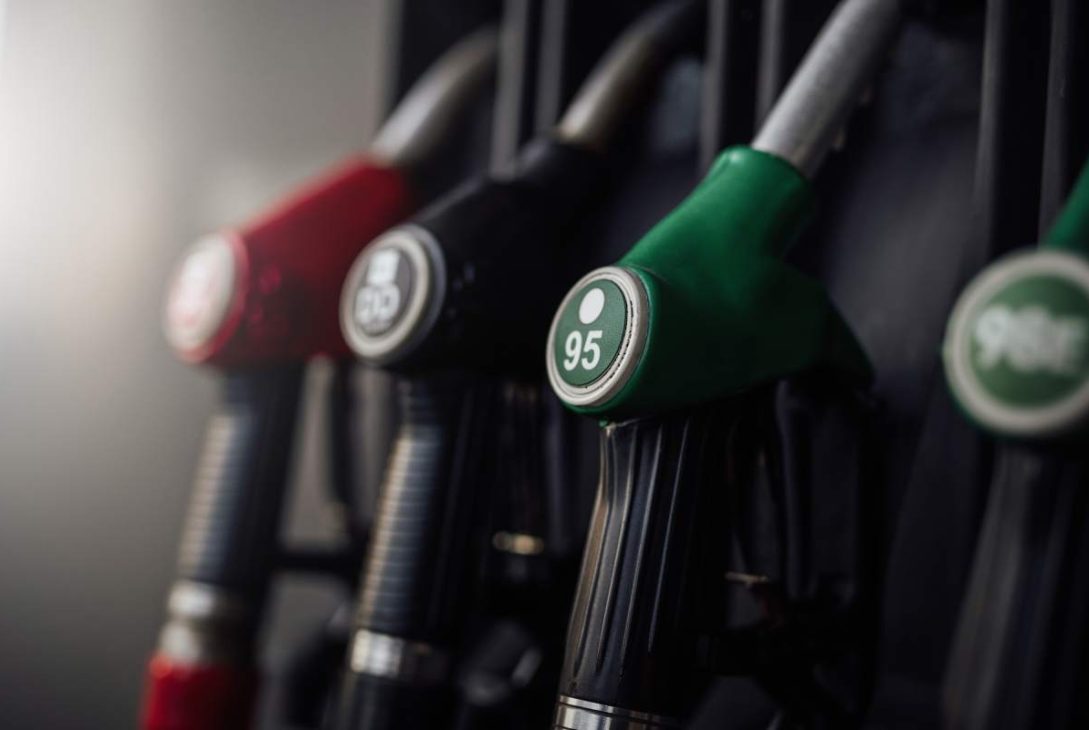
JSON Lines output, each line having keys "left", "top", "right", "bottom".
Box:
{"left": 165, "top": 158, "right": 413, "bottom": 366}
{"left": 141, "top": 654, "right": 258, "bottom": 730}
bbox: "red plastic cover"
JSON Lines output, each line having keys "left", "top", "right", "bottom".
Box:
{"left": 164, "top": 157, "right": 413, "bottom": 366}
{"left": 141, "top": 654, "right": 257, "bottom": 730}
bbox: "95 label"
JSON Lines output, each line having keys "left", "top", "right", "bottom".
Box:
{"left": 551, "top": 279, "right": 627, "bottom": 387}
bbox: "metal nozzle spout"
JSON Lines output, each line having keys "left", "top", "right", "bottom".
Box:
{"left": 554, "top": 0, "right": 704, "bottom": 153}
{"left": 752, "top": 0, "right": 903, "bottom": 178}
{"left": 370, "top": 26, "right": 499, "bottom": 168}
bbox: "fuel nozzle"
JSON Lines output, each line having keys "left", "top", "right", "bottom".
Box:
{"left": 543, "top": 1, "right": 904, "bottom": 727}
{"left": 162, "top": 27, "right": 497, "bottom": 367}
{"left": 339, "top": 0, "right": 705, "bottom": 374}
{"left": 142, "top": 26, "right": 498, "bottom": 730}
{"left": 546, "top": 0, "right": 902, "bottom": 417}
{"left": 944, "top": 161, "right": 1089, "bottom": 440}
{"left": 327, "top": 4, "right": 707, "bottom": 730}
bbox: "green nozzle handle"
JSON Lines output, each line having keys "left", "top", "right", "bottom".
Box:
{"left": 546, "top": 146, "right": 870, "bottom": 417}
{"left": 546, "top": 0, "right": 904, "bottom": 418}
{"left": 944, "top": 161, "right": 1089, "bottom": 439}
{"left": 1043, "top": 163, "right": 1089, "bottom": 255}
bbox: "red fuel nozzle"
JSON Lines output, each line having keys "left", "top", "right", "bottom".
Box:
{"left": 164, "top": 158, "right": 413, "bottom": 367}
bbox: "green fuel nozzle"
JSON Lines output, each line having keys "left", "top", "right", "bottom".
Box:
{"left": 547, "top": 3, "right": 904, "bottom": 725}
{"left": 546, "top": 0, "right": 903, "bottom": 418}
{"left": 1042, "top": 164, "right": 1089, "bottom": 256}
{"left": 547, "top": 147, "right": 869, "bottom": 416}
{"left": 944, "top": 162, "right": 1089, "bottom": 439}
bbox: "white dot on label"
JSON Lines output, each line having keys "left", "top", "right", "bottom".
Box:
{"left": 578, "top": 288, "right": 605, "bottom": 324}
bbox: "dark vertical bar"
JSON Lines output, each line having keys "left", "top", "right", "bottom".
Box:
{"left": 534, "top": 0, "right": 571, "bottom": 132}
{"left": 491, "top": 0, "right": 545, "bottom": 171}
{"left": 755, "top": 0, "right": 837, "bottom": 124}
{"left": 944, "top": 448, "right": 1089, "bottom": 729}
{"left": 700, "top": 0, "right": 761, "bottom": 170}
{"left": 1038, "top": 0, "right": 1089, "bottom": 232}
{"left": 326, "top": 362, "right": 368, "bottom": 545}
{"left": 756, "top": 0, "right": 788, "bottom": 122}
{"left": 969, "top": 0, "right": 1049, "bottom": 268}
{"left": 533, "top": 0, "right": 656, "bottom": 133}
{"left": 390, "top": 0, "right": 500, "bottom": 102}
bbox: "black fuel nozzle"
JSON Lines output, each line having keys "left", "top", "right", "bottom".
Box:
{"left": 330, "top": 4, "right": 706, "bottom": 729}
{"left": 339, "top": 1, "right": 704, "bottom": 377}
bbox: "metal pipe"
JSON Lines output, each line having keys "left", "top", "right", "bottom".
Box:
{"left": 370, "top": 26, "right": 499, "bottom": 168}
{"left": 752, "top": 0, "right": 901, "bottom": 177}
{"left": 554, "top": 0, "right": 703, "bottom": 152}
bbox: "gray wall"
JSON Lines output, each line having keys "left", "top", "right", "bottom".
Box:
{"left": 0, "top": 1, "right": 389, "bottom": 726}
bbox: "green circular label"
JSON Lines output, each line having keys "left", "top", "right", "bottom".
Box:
{"left": 551, "top": 279, "right": 628, "bottom": 387}
{"left": 945, "top": 250, "right": 1089, "bottom": 437}
{"left": 967, "top": 274, "right": 1089, "bottom": 408}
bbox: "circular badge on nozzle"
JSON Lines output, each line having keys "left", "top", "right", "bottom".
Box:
{"left": 340, "top": 225, "right": 445, "bottom": 365}
{"left": 546, "top": 266, "right": 648, "bottom": 410}
{"left": 944, "top": 249, "right": 1089, "bottom": 439}
{"left": 164, "top": 234, "right": 244, "bottom": 358}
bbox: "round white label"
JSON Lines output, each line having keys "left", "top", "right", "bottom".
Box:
{"left": 164, "top": 235, "right": 240, "bottom": 355}
{"left": 339, "top": 225, "right": 445, "bottom": 364}
{"left": 944, "top": 249, "right": 1089, "bottom": 438}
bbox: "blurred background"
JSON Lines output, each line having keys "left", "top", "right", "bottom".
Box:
{"left": 0, "top": 1, "right": 391, "bottom": 725}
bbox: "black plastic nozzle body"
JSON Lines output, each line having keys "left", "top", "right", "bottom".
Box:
{"left": 391, "top": 138, "right": 607, "bottom": 375}
{"left": 333, "top": 140, "right": 605, "bottom": 730}
{"left": 331, "top": 374, "right": 496, "bottom": 730}
{"left": 172, "top": 367, "right": 303, "bottom": 649}
{"left": 554, "top": 409, "right": 727, "bottom": 726}
{"left": 352, "top": 375, "right": 495, "bottom": 642}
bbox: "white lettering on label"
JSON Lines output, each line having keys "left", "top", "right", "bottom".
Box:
{"left": 356, "top": 249, "right": 402, "bottom": 329}
{"left": 563, "top": 329, "right": 604, "bottom": 372}
{"left": 973, "top": 304, "right": 1088, "bottom": 375}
